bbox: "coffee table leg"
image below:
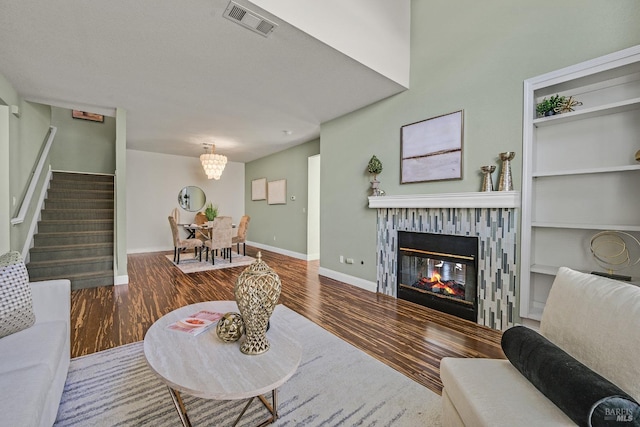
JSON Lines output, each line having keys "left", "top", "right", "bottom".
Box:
{"left": 231, "top": 389, "right": 278, "bottom": 427}
{"left": 168, "top": 387, "right": 193, "bottom": 427}
{"left": 256, "top": 389, "right": 278, "bottom": 426}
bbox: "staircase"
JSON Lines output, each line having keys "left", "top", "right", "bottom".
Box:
{"left": 27, "top": 172, "right": 115, "bottom": 290}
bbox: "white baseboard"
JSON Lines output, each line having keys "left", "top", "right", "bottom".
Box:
{"left": 317, "top": 267, "right": 377, "bottom": 293}
{"left": 127, "top": 246, "right": 169, "bottom": 254}
{"left": 114, "top": 275, "right": 129, "bottom": 285}
{"left": 246, "top": 241, "right": 311, "bottom": 261}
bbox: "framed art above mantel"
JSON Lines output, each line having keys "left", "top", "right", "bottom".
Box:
{"left": 400, "top": 110, "right": 463, "bottom": 184}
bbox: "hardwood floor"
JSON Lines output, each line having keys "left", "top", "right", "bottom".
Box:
{"left": 70, "top": 247, "right": 504, "bottom": 395}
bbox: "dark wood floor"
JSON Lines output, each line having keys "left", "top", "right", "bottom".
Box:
{"left": 70, "top": 247, "right": 504, "bottom": 395}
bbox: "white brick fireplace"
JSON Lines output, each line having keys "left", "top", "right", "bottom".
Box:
{"left": 369, "top": 191, "right": 520, "bottom": 330}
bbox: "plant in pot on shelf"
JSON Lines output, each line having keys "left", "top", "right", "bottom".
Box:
{"left": 204, "top": 203, "right": 218, "bottom": 226}
{"left": 367, "top": 155, "right": 383, "bottom": 196}
{"left": 536, "top": 94, "right": 567, "bottom": 117}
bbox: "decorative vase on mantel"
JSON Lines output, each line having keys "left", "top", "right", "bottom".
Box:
{"left": 498, "top": 152, "right": 515, "bottom": 191}
{"left": 480, "top": 165, "right": 496, "bottom": 192}
{"left": 234, "top": 252, "right": 281, "bottom": 355}
{"left": 371, "top": 177, "right": 381, "bottom": 196}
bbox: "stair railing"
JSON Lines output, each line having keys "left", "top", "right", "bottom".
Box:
{"left": 11, "top": 126, "right": 57, "bottom": 226}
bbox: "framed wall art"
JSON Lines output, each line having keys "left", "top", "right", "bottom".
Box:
{"left": 72, "top": 110, "right": 104, "bottom": 123}
{"left": 251, "top": 178, "right": 267, "bottom": 201}
{"left": 400, "top": 110, "right": 463, "bottom": 183}
{"left": 267, "top": 179, "right": 286, "bottom": 205}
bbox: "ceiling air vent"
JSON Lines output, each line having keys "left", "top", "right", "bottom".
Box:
{"left": 223, "top": 1, "right": 277, "bottom": 38}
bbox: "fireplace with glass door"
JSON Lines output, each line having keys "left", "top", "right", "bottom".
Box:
{"left": 397, "top": 231, "right": 478, "bottom": 321}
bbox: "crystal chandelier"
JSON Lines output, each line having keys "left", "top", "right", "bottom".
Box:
{"left": 200, "top": 144, "right": 227, "bottom": 180}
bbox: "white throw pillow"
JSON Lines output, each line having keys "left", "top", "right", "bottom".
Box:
{"left": 0, "top": 252, "right": 35, "bottom": 338}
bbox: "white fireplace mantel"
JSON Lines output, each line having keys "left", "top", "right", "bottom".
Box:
{"left": 368, "top": 191, "right": 520, "bottom": 209}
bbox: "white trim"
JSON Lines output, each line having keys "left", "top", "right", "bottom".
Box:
{"left": 368, "top": 191, "right": 520, "bottom": 209}
{"left": 127, "top": 246, "right": 171, "bottom": 254}
{"left": 317, "top": 267, "right": 377, "bottom": 293}
{"left": 12, "top": 126, "right": 57, "bottom": 225}
{"left": 526, "top": 44, "right": 640, "bottom": 91}
{"left": 21, "top": 167, "right": 53, "bottom": 261}
{"left": 246, "top": 241, "right": 311, "bottom": 261}
{"left": 114, "top": 275, "right": 129, "bottom": 286}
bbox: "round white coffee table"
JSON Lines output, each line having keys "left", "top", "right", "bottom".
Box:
{"left": 144, "top": 301, "right": 302, "bottom": 427}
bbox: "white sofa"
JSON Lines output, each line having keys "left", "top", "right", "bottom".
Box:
{"left": 0, "top": 279, "right": 71, "bottom": 427}
{"left": 440, "top": 267, "right": 640, "bottom": 426}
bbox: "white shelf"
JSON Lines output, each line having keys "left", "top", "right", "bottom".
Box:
{"left": 526, "top": 305, "right": 544, "bottom": 322}
{"left": 520, "top": 46, "right": 640, "bottom": 323}
{"left": 530, "top": 264, "right": 560, "bottom": 276}
{"left": 533, "top": 164, "right": 640, "bottom": 177}
{"left": 531, "top": 222, "right": 640, "bottom": 231}
{"left": 533, "top": 97, "right": 640, "bottom": 128}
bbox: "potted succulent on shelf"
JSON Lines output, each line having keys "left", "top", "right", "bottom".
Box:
{"left": 204, "top": 203, "right": 218, "bottom": 225}
{"left": 367, "top": 155, "right": 383, "bottom": 196}
{"left": 536, "top": 94, "right": 567, "bottom": 117}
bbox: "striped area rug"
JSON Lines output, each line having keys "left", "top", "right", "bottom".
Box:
{"left": 54, "top": 306, "right": 441, "bottom": 426}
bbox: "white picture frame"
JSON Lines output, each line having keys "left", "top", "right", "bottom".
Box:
{"left": 401, "top": 110, "right": 463, "bottom": 183}
{"left": 251, "top": 178, "right": 267, "bottom": 201}
{"left": 267, "top": 179, "right": 286, "bottom": 205}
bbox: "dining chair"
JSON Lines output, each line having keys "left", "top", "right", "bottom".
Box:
{"left": 168, "top": 216, "right": 203, "bottom": 264}
{"left": 204, "top": 216, "right": 233, "bottom": 265}
{"left": 194, "top": 211, "right": 210, "bottom": 242}
{"left": 232, "top": 215, "right": 250, "bottom": 256}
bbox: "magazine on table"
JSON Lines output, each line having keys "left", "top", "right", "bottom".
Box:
{"left": 167, "top": 310, "right": 224, "bottom": 336}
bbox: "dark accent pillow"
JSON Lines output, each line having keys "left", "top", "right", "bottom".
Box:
{"left": 501, "top": 326, "right": 640, "bottom": 427}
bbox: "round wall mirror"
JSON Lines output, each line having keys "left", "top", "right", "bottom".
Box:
{"left": 178, "top": 186, "right": 206, "bottom": 212}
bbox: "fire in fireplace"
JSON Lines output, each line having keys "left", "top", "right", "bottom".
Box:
{"left": 397, "top": 231, "right": 478, "bottom": 321}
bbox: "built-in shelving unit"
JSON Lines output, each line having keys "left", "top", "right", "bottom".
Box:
{"left": 520, "top": 45, "right": 640, "bottom": 323}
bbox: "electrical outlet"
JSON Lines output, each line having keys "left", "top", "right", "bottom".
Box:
{"left": 346, "top": 258, "right": 354, "bottom": 264}
{"left": 273, "top": 235, "right": 276, "bottom": 241}
{"left": 339, "top": 255, "right": 344, "bottom": 263}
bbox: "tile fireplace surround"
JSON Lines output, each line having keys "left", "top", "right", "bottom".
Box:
{"left": 369, "top": 192, "right": 520, "bottom": 330}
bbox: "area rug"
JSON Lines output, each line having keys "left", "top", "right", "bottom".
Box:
{"left": 165, "top": 252, "right": 255, "bottom": 273}
{"left": 54, "top": 305, "right": 441, "bottom": 426}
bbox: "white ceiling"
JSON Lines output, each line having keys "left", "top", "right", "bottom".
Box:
{"left": 0, "top": 0, "right": 406, "bottom": 163}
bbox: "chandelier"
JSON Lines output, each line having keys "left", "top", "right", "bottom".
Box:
{"left": 200, "top": 144, "right": 227, "bottom": 180}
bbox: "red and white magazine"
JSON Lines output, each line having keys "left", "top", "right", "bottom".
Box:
{"left": 167, "top": 310, "right": 224, "bottom": 336}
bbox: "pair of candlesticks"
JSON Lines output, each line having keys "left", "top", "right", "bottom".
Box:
{"left": 481, "top": 152, "right": 515, "bottom": 192}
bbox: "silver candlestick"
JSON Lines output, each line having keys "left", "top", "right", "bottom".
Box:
{"left": 480, "top": 166, "right": 496, "bottom": 192}
{"left": 498, "top": 152, "right": 515, "bottom": 191}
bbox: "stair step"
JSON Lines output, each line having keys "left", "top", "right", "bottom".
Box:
{"left": 30, "top": 270, "right": 114, "bottom": 291}
{"left": 34, "top": 230, "right": 113, "bottom": 246}
{"left": 52, "top": 172, "right": 114, "bottom": 183}
{"left": 38, "top": 219, "right": 113, "bottom": 233}
{"left": 47, "top": 188, "right": 114, "bottom": 200}
{"left": 29, "top": 243, "right": 113, "bottom": 262}
{"left": 41, "top": 209, "right": 114, "bottom": 221}
{"left": 45, "top": 199, "right": 114, "bottom": 210}
{"left": 27, "top": 256, "right": 113, "bottom": 279}
{"left": 49, "top": 180, "right": 114, "bottom": 191}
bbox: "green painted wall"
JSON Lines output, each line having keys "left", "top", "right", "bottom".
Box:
{"left": 50, "top": 106, "right": 116, "bottom": 174}
{"left": 245, "top": 139, "right": 320, "bottom": 256}
{"left": 320, "top": 0, "right": 640, "bottom": 282}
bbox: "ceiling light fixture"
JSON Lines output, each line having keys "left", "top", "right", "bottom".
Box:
{"left": 200, "top": 144, "right": 228, "bottom": 180}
